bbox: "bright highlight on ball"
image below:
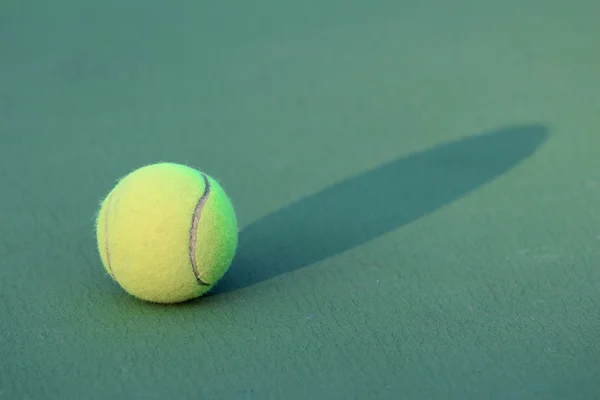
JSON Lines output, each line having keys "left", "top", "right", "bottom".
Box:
{"left": 95, "top": 162, "right": 238, "bottom": 303}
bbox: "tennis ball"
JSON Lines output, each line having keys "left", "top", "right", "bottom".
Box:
{"left": 95, "top": 162, "right": 238, "bottom": 304}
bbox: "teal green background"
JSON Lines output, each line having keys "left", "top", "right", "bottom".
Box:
{"left": 1, "top": 1, "right": 599, "bottom": 399}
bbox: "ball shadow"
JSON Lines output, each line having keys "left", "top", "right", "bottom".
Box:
{"left": 214, "top": 124, "right": 549, "bottom": 294}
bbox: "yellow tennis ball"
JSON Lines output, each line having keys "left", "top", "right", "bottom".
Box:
{"left": 95, "top": 162, "right": 238, "bottom": 304}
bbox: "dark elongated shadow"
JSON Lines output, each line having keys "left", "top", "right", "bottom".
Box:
{"left": 214, "top": 124, "right": 548, "bottom": 294}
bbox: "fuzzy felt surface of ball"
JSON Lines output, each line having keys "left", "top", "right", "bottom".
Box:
{"left": 95, "top": 162, "right": 238, "bottom": 303}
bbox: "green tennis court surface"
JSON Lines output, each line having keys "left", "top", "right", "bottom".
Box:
{"left": 1, "top": 1, "right": 599, "bottom": 399}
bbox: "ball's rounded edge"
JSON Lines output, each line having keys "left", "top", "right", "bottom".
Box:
{"left": 95, "top": 187, "right": 118, "bottom": 281}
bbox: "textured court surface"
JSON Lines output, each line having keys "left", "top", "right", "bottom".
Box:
{"left": 1, "top": 1, "right": 599, "bottom": 399}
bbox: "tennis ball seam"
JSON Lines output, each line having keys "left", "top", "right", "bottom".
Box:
{"left": 189, "top": 173, "right": 211, "bottom": 286}
{"left": 103, "top": 191, "right": 116, "bottom": 279}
